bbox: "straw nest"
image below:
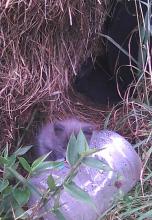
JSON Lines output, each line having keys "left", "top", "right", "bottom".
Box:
{"left": 0, "top": 0, "right": 151, "bottom": 152}
{"left": 0, "top": 0, "right": 109, "bottom": 149}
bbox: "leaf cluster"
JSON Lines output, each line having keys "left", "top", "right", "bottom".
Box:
{"left": 0, "top": 131, "right": 109, "bottom": 220}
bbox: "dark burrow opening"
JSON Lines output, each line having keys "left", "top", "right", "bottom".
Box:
{"left": 74, "top": 0, "right": 150, "bottom": 106}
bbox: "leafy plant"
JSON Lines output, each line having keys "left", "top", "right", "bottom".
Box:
{"left": 0, "top": 131, "right": 109, "bottom": 220}
{"left": 26, "top": 130, "right": 110, "bottom": 220}
{"left": 0, "top": 145, "right": 64, "bottom": 219}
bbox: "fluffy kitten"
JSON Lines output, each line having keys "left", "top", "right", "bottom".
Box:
{"left": 36, "top": 118, "right": 96, "bottom": 161}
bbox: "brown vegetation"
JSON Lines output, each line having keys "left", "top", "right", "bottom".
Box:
{"left": 0, "top": 0, "right": 107, "bottom": 149}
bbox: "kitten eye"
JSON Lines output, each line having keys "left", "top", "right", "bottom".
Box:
{"left": 54, "top": 122, "right": 65, "bottom": 136}
{"left": 82, "top": 127, "right": 93, "bottom": 137}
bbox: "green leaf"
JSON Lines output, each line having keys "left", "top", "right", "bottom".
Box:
{"left": 47, "top": 175, "right": 56, "bottom": 191}
{"left": 2, "top": 185, "right": 12, "bottom": 196}
{"left": 53, "top": 209, "right": 67, "bottom": 220}
{"left": 66, "top": 131, "right": 89, "bottom": 166}
{"left": 31, "top": 152, "right": 51, "bottom": 172}
{"left": 66, "top": 133, "right": 77, "bottom": 166}
{"left": 64, "top": 181, "right": 96, "bottom": 211}
{"left": 0, "top": 156, "right": 8, "bottom": 165}
{"left": 7, "top": 155, "right": 16, "bottom": 167}
{"left": 13, "top": 187, "right": 30, "bottom": 206}
{"left": 76, "top": 130, "right": 89, "bottom": 153}
{"left": 3, "top": 162, "right": 19, "bottom": 180}
{"left": 0, "top": 179, "right": 9, "bottom": 192}
{"left": 31, "top": 161, "right": 64, "bottom": 173}
{"left": 15, "top": 207, "right": 29, "bottom": 219}
{"left": 0, "top": 155, "right": 16, "bottom": 167}
{"left": 14, "top": 145, "right": 33, "bottom": 156}
{"left": 18, "top": 157, "right": 31, "bottom": 172}
{"left": 82, "top": 157, "right": 111, "bottom": 171}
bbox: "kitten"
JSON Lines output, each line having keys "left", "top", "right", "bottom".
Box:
{"left": 36, "top": 118, "right": 96, "bottom": 161}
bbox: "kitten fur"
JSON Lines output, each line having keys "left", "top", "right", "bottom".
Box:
{"left": 36, "top": 118, "right": 96, "bottom": 161}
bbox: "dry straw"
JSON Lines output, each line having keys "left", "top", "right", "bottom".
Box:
{"left": 0, "top": 0, "right": 151, "bottom": 152}
{"left": 0, "top": 0, "right": 107, "bottom": 149}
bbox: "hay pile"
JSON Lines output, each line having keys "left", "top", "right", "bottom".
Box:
{"left": 0, "top": 0, "right": 108, "bottom": 149}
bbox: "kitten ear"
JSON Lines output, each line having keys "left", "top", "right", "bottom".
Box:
{"left": 53, "top": 122, "right": 65, "bottom": 136}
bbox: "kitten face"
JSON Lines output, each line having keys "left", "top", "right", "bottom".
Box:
{"left": 36, "top": 118, "right": 96, "bottom": 161}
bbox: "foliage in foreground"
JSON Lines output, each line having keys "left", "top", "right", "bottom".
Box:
{"left": 0, "top": 131, "right": 111, "bottom": 219}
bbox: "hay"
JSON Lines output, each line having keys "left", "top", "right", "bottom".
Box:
{"left": 0, "top": 0, "right": 107, "bottom": 149}
{"left": 0, "top": 0, "right": 151, "bottom": 152}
